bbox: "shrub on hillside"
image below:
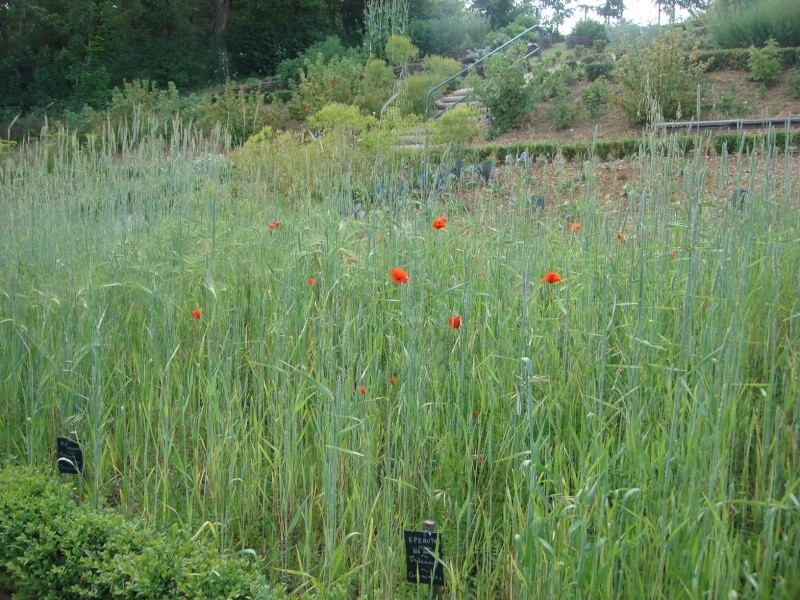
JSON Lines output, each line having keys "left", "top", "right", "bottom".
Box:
{"left": 470, "top": 47, "right": 536, "bottom": 135}
{"left": 550, "top": 96, "right": 579, "bottom": 130}
{"left": 308, "top": 104, "right": 376, "bottom": 135}
{"left": 276, "top": 36, "right": 357, "bottom": 88}
{"left": 295, "top": 54, "right": 366, "bottom": 118}
{"left": 385, "top": 35, "right": 419, "bottom": 71}
{"left": 571, "top": 19, "right": 607, "bottom": 41}
{"left": 430, "top": 105, "right": 482, "bottom": 149}
{"left": 585, "top": 62, "right": 614, "bottom": 81}
{"left": 581, "top": 76, "right": 613, "bottom": 118}
{"left": 358, "top": 58, "right": 396, "bottom": 115}
{"left": 747, "top": 39, "right": 781, "bottom": 88}
{"left": 615, "top": 29, "right": 706, "bottom": 124}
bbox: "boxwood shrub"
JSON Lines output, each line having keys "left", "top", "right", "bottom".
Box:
{"left": 0, "top": 467, "right": 279, "bottom": 600}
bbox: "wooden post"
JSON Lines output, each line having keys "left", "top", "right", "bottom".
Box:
{"left": 423, "top": 520, "right": 443, "bottom": 598}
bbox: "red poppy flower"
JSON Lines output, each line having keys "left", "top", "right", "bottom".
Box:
{"left": 541, "top": 272, "right": 562, "bottom": 283}
{"left": 448, "top": 315, "right": 461, "bottom": 329}
{"left": 473, "top": 411, "right": 479, "bottom": 418}
{"left": 389, "top": 377, "right": 397, "bottom": 386}
{"left": 432, "top": 216, "right": 447, "bottom": 230}
{"left": 667, "top": 252, "right": 677, "bottom": 259}
{"left": 268, "top": 220, "right": 282, "bottom": 230}
{"left": 308, "top": 277, "right": 315, "bottom": 287}
{"left": 357, "top": 385, "right": 366, "bottom": 395}
{"left": 569, "top": 223, "right": 582, "bottom": 232}
{"left": 192, "top": 308, "right": 204, "bottom": 320}
{"left": 390, "top": 267, "right": 410, "bottom": 285}
{"left": 617, "top": 233, "right": 625, "bottom": 243}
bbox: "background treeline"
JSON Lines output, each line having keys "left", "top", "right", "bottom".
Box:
{"left": 0, "top": 0, "right": 489, "bottom": 119}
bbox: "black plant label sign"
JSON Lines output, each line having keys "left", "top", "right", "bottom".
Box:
{"left": 404, "top": 530, "right": 444, "bottom": 585}
{"left": 56, "top": 437, "right": 83, "bottom": 474}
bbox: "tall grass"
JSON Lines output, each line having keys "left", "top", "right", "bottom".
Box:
{"left": 708, "top": 0, "right": 800, "bottom": 48}
{"left": 1, "top": 120, "right": 799, "bottom": 599}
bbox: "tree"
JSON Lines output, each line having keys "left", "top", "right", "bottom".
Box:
{"left": 540, "top": 0, "right": 575, "bottom": 27}
{"left": 596, "top": 0, "right": 624, "bottom": 24}
{"left": 471, "top": 0, "right": 517, "bottom": 28}
{"left": 653, "top": 0, "right": 709, "bottom": 25}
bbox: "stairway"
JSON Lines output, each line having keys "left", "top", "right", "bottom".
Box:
{"left": 433, "top": 87, "right": 479, "bottom": 115}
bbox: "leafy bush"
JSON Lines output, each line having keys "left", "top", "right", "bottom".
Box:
{"left": 308, "top": 104, "right": 376, "bottom": 134}
{"left": 385, "top": 35, "right": 419, "bottom": 70}
{"left": 430, "top": 105, "right": 482, "bottom": 148}
{"left": 550, "top": 96, "right": 579, "bottom": 130}
{"left": 615, "top": 29, "right": 706, "bottom": 124}
{"left": 0, "top": 466, "right": 278, "bottom": 599}
{"left": 585, "top": 62, "right": 614, "bottom": 81}
{"left": 593, "top": 39, "right": 608, "bottom": 53}
{"left": 276, "top": 36, "right": 355, "bottom": 88}
{"left": 708, "top": 0, "right": 800, "bottom": 48}
{"left": 471, "top": 48, "right": 536, "bottom": 134}
{"left": 422, "top": 55, "right": 463, "bottom": 79}
{"left": 296, "top": 54, "right": 366, "bottom": 118}
{"left": 581, "top": 76, "right": 613, "bottom": 117}
{"left": 358, "top": 58, "right": 396, "bottom": 115}
{"left": 572, "top": 19, "right": 607, "bottom": 41}
{"left": 747, "top": 39, "right": 781, "bottom": 88}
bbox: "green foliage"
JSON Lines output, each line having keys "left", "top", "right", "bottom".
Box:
{"left": 471, "top": 48, "right": 536, "bottom": 134}
{"left": 358, "top": 59, "right": 397, "bottom": 115}
{"left": 700, "top": 46, "right": 800, "bottom": 71}
{"left": 593, "top": 39, "right": 609, "bottom": 53}
{"left": 308, "top": 104, "right": 376, "bottom": 134}
{"left": 615, "top": 29, "right": 706, "bottom": 124}
{"left": 571, "top": 19, "right": 607, "bottom": 41}
{"left": 296, "top": 54, "right": 366, "bottom": 118}
{"left": 396, "top": 56, "right": 462, "bottom": 117}
{"left": 788, "top": 69, "right": 800, "bottom": 99}
{"left": 430, "top": 105, "right": 482, "bottom": 148}
{"left": 407, "top": 14, "right": 489, "bottom": 58}
{"left": 422, "top": 55, "right": 463, "bottom": 79}
{"left": 363, "top": 0, "right": 410, "bottom": 56}
{"left": 708, "top": 0, "right": 800, "bottom": 48}
{"left": 532, "top": 64, "right": 575, "bottom": 101}
{"left": 581, "top": 76, "right": 613, "bottom": 117}
{"left": 398, "top": 73, "right": 442, "bottom": 116}
{"left": 0, "top": 467, "right": 276, "bottom": 599}
{"left": 747, "top": 39, "right": 781, "bottom": 88}
{"left": 276, "top": 36, "right": 354, "bottom": 88}
{"left": 585, "top": 62, "right": 614, "bottom": 81}
{"left": 194, "top": 85, "right": 276, "bottom": 145}
{"left": 550, "top": 96, "right": 579, "bottom": 130}
{"left": 385, "top": 36, "right": 419, "bottom": 69}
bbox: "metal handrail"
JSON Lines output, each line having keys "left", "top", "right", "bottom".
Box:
{"left": 424, "top": 24, "right": 541, "bottom": 121}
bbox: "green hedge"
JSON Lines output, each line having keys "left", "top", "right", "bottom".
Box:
{"left": 470, "top": 130, "right": 799, "bottom": 165}
{"left": 700, "top": 47, "right": 800, "bottom": 72}
{"left": 0, "top": 467, "right": 279, "bottom": 600}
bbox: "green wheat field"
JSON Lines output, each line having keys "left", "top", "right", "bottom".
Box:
{"left": 1, "top": 122, "right": 799, "bottom": 599}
